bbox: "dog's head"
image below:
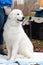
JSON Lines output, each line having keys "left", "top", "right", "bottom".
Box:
{"left": 8, "top": 9, "right": 24, "bottom": 22}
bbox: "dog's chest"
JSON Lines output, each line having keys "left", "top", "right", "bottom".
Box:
{"left": 9, "top": 26, "right": 22, "bottom": 34}
{"left": 5, "top": 26, "right": 23, "bottom": 38}
{"left": 4, "top": 23, "right": 24, "bottom": 41}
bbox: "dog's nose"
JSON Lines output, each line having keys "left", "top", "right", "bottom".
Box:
{"left": 22, "top": 17, "right": 24, "bottom": 20}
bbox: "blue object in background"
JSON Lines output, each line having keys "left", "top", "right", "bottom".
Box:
{"left": 0, "top": 0, "right": 12, "bottom": 46}
{"left": 0, "top": 0, "right": 12, "bottom": 7}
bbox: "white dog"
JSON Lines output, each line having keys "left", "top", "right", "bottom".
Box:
{"left": 3, "top": 9, "right": 33, "bottom": 60}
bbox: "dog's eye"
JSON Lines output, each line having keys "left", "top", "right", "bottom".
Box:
{"left": 17, "top": 13, "right": 19, "bottom": 15}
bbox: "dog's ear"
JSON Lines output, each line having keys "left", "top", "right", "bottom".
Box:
{"left": 8, "top": 11, "right": 13, "bottom": 19}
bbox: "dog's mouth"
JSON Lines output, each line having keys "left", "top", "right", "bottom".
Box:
{"left": 17, "top": 19, "right": 24, "bottom": 21}
{"left": 17, "top": 17, "right": 24, "bottom": 22}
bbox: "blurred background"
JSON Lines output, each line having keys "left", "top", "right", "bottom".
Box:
{"left": 12, "top": 0, "right": 40, "bottom": 16}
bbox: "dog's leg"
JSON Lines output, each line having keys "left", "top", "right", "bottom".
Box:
{"left": 7, "top": 47, "right": 12, "bottom": 60}
{"left": 6, "top": 43, "right": 12, "bottom": 60}
{"left": 10, "top": 43, "right": 19, "bottom": 60}
{"left": 19, "top": 41, "right": 33, "bottom": 59}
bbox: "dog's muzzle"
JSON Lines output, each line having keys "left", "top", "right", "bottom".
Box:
{"left": 17, "top": 17, "right": 24, "bottom": 21}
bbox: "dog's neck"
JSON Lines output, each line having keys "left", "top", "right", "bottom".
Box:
{"left": 7, "top": 18, "right": 22, "bottom": 27}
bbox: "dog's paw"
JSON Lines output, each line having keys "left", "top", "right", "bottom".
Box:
{"left": 7, "top": 56, "right": 11, "bottom": 60}
{"left": 4, "top": 56, "right": 11, "bottom": 60}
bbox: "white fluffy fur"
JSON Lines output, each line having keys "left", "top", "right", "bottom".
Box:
{"left": 3, "top": 9, "right": 33, "bottom": 60}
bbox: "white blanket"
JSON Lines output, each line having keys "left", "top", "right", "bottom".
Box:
{"left": 0, "top": 58, "right": 43, "bottom": 65}
{"left": 0, "top": 52, "right": 43, "bottom": 65}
